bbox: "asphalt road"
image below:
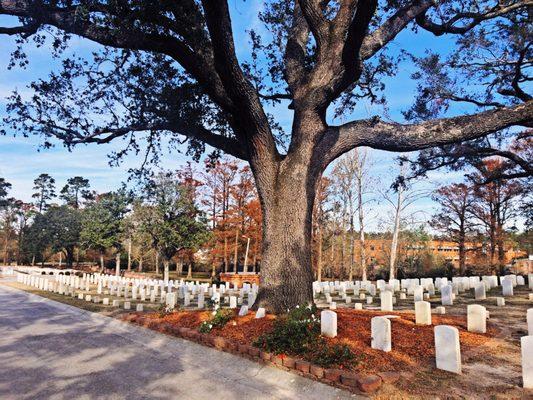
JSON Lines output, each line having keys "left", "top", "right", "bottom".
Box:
{"left": 0, "top": 282, "right": 359, "bottom": 400}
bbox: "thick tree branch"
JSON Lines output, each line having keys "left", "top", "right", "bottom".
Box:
{"left": 320, "top": 101, "right": 533, "bottom": 166}
{"left": 284, "top": 3, "right": 310, "bottom": 93}
{"left": 360, "top": 0, "right": 434, "bottom": 60}
{"left": 298, "top": 0, "right": 329, "bottom": 53}
{"left": 0, "top": 0, "right": 234, "bottom": 113}
{"left": 201, "top": 0, "right": 280, "bottom": 162}
{"left": 416, "top": 1, "right": 532, "bottom": 36}
{"left": 42, "top": 120, "right": 249, "bottom": 160}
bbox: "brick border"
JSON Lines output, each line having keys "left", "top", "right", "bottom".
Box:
{"left": 129, "top": 314, "right": 400, "bottom": 394}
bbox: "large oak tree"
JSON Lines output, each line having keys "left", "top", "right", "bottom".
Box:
{"left": 1, "top": 0, "right": 532, "bottom": 311}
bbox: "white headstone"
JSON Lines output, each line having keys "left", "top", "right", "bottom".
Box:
{"left": 415, "top": 301, "right": 432, "bottom": 325}
{"left": 136, "top": 304, "right": 144, "bottom": 312}
{"left": 124, "top": 301, "right": 131, "bottom": 310}
{"left": 467, "top": 304, "right": 487, "bottom": 333}
{"left": 413, "top": 285, "right": 424, "bottom": 302}
{"left": 371, "top": 316, "right": 391, "bottom": 352}
{"left": 474, "top": 283, "right": 486, "bottom": 300}
{"left": 526, "top": 308, "right": 533, "bottom": 336}
{"left": 441, "top": 285, "right": 453, "bottom": 306}
{"left": 496, "top": 297, "right": 505, "bottom": 307}
{"left": 434, "top": 325, "right": 461, "bottom": 374}
{"left": 502, "top": 278, "right": 513, "bottom": 296}
{"left": 321, "top": 310, "right": 337, "bottom": 338}
{"left": 434, "top": 306, "right": 445, "bottom": 314}
{"left": 521, "top": 335, "right": 533, "bottom": 388}
{"left": 229, "top": 296, "right": 237, "bottom": 309}
{"left": 380, "top": 291, "right": 393, "bottom": 312}
{"left": 255, "top": 307, "right": 266, "bottom": 319}
{"left": 238, "top": 305, "right": 249, "bottom": 316}
{"left": 354, "top": 303, "right": 363, "bottom": 310}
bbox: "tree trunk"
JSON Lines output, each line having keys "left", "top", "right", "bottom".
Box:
{"left": 243, "top": 237, "right": 250, "bottom": 273}
{"left": 233, "top": 229, "right": 239, "bottom": 273}
{"left": 163, "top": 259, "right": 170, "bottom": 283}
{"left": 31, "top": 255, "right": 36, "bottom": 266}
{"left": 254, "top": 160, "right": 318, "bottom": 313}
{"left": 138, "top": 257, "right": 143, "bottom": 272}
{"left": 59, "top": 251, "right": 62, "bottom": 267}
{"left": 458, "top": 219, "right": 466, "bottom": 275}
{"left": 115, "top": 253, "right": 121, "bottom": 276}
{"left": 100, "top": 252, "right": 105, "bottom": 272}
{"left": 127, "top": 238, "right": 132, "bottom": 271}
{"left": 186, "top": 263, "right": 192, "bottom": 279}
{"left": 155, "top": 251, "right": 160, "bottom": 274}
{"left": 176, "top": 257, "right": 184, "bottom": 276}
{"left": 223, "top": 236, "right": 228, "bottom": 273}
{"left": 357, "top": 176, "right": 367, "bottom": 281}
{"left": 317, "top": 228, "right": 323, "bottom": 281}
{"left": 389, "top": 187, "right": 403, "bottom": 280}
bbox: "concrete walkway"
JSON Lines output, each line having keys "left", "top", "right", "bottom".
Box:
{"left": 0, "top": 282, "right": 359, "bottom": 400}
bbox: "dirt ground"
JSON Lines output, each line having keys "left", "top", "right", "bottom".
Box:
{"left": 3, "top": 279, "right": 532, "bottom": 399}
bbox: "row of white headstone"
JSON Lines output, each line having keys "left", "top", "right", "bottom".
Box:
{"left": 16, "top": 270, "right": 262, "bottom": 314}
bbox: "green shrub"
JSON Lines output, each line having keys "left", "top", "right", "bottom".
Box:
{"left": 198, "top": 308, "right": 234, "bottom": 333}
{"left": 305, "top": 341, "right": 356, "bottom": 368}
{"left": 254, "top": 304, "right": 357, "bottom": 368}
{"left": 254, "top": 305, "right": 320, "bottom": 355}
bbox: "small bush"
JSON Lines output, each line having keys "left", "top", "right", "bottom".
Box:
{"left": 199, "top": 308, "right": 234, "bottom": 333}
{"left": 254, "top": 304, "right": 357, "bottom": 368}
{"left": 254, "top": 305, "right": 320, "bottom": 355}
{"left": 305, "top": 341, "right": 356, "bottom": 368}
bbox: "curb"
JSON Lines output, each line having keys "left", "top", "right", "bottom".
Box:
{"left": 130, "top": 313, "right": 395, "bottom": 394}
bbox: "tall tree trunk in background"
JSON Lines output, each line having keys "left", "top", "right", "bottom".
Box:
{"left": 115, "top": 253, "right": 121, "bottom": 276}
{"left": 58, "top": 251, "right": 62, "bottom": 267}
{"left": 317, "top": 227, "right": 323, "bottom": 281}
{"left": 389, "top": 185, "right": 403, "bottom": 280}
{"left": 223, "top": 236, "right": 228, "bottom": 273}
{"left": 233, "top": 229, "right": 239, "bottom": 273}
{"left": 127, "top": 238, "right": 132, "bottom": 271}
{"left": 349, "top": 232, "right": 355, "bottom": 281}
{"left": 3, "top": 231, "right": 9, "bottom": 265}
{"left": 356, "top": 159, "right": 367, "bottom": 281}
{"left": 31, "top": 255, "right": 35, "bottom": 266}
{"left": 155, "top": 251, "right": 160, "bottom": 274}
{"left": 252, "top": 239, "right": 258, "bottom": 273}
{"left": 163, "top": 259, "right": 169, "bottom": 282}
{"left": 187, "top": 263, "right": 192, "bottom": 279}
{"left": 100, "top": 252, "right": 105, "bottom": 272}
{"left": 138, "top": 257, "right": 143, "bottom": 272}
{"left": 458, "top": 218, "right": 466, "bottom": 275}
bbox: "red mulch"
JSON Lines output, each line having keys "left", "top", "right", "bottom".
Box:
{"left": 122, "top": 308, "right": 495, "bottom": 374}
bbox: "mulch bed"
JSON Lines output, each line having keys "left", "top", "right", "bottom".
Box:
{"left": 122, "top": 308, "right": 495, "bottom": 375}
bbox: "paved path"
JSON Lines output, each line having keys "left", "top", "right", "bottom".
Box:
{"left": 0, "top": 282, "right": 359, "bottom": 400}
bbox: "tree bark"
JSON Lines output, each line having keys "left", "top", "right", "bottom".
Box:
{"left": 389, "top": 185, "right": 403, "bottom": 280}
{"left": 254, "top": 157, "right": 318, "bottom": 313}
{"left": 163, "top": 259, "right": 170, "bottom": 282}
{"left": 127, "top": 238, "right": 132, "bottom": 271}
{"left": 233, "top": 228, "right": 239, "bottom": 273}
{"left": 100, "top": 252, "right": 105, "bottom": 272}
{"left": 115, "top": 252, "right": 121, "bottom": 276}
{"left": 317, "top": 228, "right": 323, "bottom": 281}
{"left": 155, "top": 251, "right": 160, "bottom": 274}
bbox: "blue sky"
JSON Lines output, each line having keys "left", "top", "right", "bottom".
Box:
{"left": 0, "top": 3, "right": 488, "bottom": 230}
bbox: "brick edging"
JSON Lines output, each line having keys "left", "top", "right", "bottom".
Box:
{"left": 127, "top": 314, "right": 400, "bottom": 393}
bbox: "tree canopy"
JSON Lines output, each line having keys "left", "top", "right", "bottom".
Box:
{"left": 1, "top": 0, "right": 531, "bottom": 311}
